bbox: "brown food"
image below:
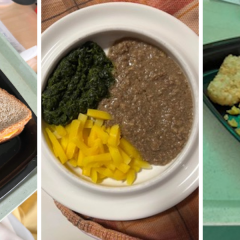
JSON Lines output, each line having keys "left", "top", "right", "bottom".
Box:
{"left": 0, "top": 88, "right": 32, "bottom": 143}
{"left": 98, "top": 39, "right": 193, "bottom": 165}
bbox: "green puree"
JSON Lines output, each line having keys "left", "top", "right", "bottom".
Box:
{"left": 42, "top": 41, "right": 115, "bottom": 126}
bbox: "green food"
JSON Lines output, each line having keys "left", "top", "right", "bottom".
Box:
{"left": 42, "top": 41, "right": 115, "bottom": 126}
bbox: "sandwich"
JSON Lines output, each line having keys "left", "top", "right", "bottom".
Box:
{"left": 0, "top": 88, "right": 32, "bottom": 143}
{"left": 207, "top": 54, "right": 240, "bottom": 106}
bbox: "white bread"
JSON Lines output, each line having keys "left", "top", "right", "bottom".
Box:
{"left": 0, "top": 88, "right": 32, "bottom": 143}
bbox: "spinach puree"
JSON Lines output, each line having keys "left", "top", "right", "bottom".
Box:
{"left": 42, "top": 41, "right": 115, "bottom": 126}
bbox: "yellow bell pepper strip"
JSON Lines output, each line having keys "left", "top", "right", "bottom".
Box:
{"left": 65, "top": 124, "right": 71, "bottom": 135}
{"left": 113, "top": 169, "right": 126, "bottom": 181}
{"left": 119, "top": 138, "right": 141, "bottom": 158}
{"left": 108, "top": 124, "right": 120, "bottom": 147}
{"left": 116, "top": 162, "right": 130, "bottom": 174}
{"left": 90, "top": 169, "right": 98, "bottom": 183}
{"left": 66, "top": 142, "right": 76, "bottom": 159}
{"left": 45, "top": 128, "right": 68, "bottom": 164}
{"left": 69, "top": 120, "right": 81, "bottom": 139}
{"left": 92, "top": 125, "right": 109, "bottom": 144}
{"left": 82, "top": 153, "right": 112, "bottom": 166}
{"left": 82, "top": 166, "right": 91, "bottom": 177}
{"left": 84, "top": 120, "right": 94, "bottom": 128}
{"left": 132, "top": 158, "right": 152, "bottom": 169}
{"left": 55, "top": 125, "right": 67, "bottom": 138}
{"left": 69, "top": 159, "right": 78, "bottom": 167}
{"left": 127, "top": 169, "right": 136, "bottom": 185}
{"left": 78, "top": 113, "right": 88, "bottom": 124}
{"left": 95, "top": 168, "right": 114, "bottom": 178}
{"left": 78, "top": 150, "right": 85, "bottom": 167}
{"left": 95, "top": 119, "right": 104, "bottom": 127}
{"left": 87, "top": 109, "right": 112, "bottom": 120}
{"left": 108, "top": 146, "right": 122, "bottom": 165}
{"left": 119, "top": 149, "right": 131, "bottom": 165}
{"left": 60, "top": 137, "right": 68, "bottom": 152}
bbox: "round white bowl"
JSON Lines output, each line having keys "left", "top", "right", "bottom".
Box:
{"left": 41, "top": 2, "right": 198, "bottom": 220}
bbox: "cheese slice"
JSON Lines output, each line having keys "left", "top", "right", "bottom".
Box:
{"left": 3, "top": 129, "right": 18, "bottom": 139}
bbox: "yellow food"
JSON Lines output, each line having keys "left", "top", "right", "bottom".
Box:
{"left": 87, "top": 109, "right": 112, "bottom": 120}
{"left": 207, "top": 55, "right": 240, "bottom": 106}
{"left": 45, "top": 128, "right": 68, "bottom": 164}
{"left": 3, "top": 129, "right": 18, "bottom": 139}
{"left": 226, "top": 106, "right": 240, "bottom": 115}
{"left": 235, "top": 128, "right": 240, "bottom": 136}
{"left": 228, "top": 119, "right": 238, "bottom": 128}
{"left": 223, "top": 114, "right": 229, "bottom": 121}
{"left": 45, "top": 110, "right": 151, "bottom": 185}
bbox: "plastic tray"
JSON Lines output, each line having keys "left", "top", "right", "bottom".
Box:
{"left": 203, "top": 37, "right": 240, "bottom": 225}
{"left": 0, "top": 70, "right": 37, "bottom": 199}
{"left": 203, "top": 37, "right": 240, "bottom": 142}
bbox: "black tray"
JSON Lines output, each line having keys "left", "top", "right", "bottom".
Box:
{"left": 0, "top": 70, "right": 37, "bottom": 199}
{"left": 203, "top": 37, "right": 240, "bottom": 142}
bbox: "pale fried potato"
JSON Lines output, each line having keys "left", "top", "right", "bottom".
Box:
{"left": 207, "top": 55, "right": 240, "bottom": 106}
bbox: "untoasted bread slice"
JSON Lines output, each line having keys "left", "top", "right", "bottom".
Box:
{"left": 207, "top": 55, "right": 240, "bottom": 106}
{"left": 0, "top": 88, "right": 32, "bottom": 143}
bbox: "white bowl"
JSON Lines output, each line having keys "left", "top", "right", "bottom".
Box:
{"left": 41, "top": 2, "right": 198, "bottom": 220}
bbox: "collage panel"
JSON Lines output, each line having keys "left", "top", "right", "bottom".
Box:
{"left": 41, "top": 0, "right": 199, "bottom": 240}
{"left": 0, "top": 1, "right": 37, "bottom": 240}
{"left": 203, "top": 0, "right": 240, "bottom": 238}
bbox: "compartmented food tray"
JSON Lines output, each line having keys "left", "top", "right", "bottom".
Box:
{"left": 203, "top": 37, "right": 240, "bottom": 142}
{"left": 0, "top": 35, "right": 37, "bottom": 200}
{"left": 203, "top": 37, "right": 240, "bottom": 225}
{"left": 0, "top": 70, "right": 37, "bottom": 199}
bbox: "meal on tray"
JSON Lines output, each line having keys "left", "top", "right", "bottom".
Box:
{"left": 207, "top": 54, "right": 240, "bottom": 135}
{"left": 42, "top": 39, "right": 194, "bottom": 184}
{"left": 0, "top": 88, "right": 32, "bottom": 143}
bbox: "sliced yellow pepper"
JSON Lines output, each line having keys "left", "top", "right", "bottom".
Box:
{"left": 95, "top": 119, "right": 104, "bottom": 127}
{"left": 69, "top": 159, "right": 78, "bottom": 167}
{"left": 55, "top": 125, "right": 67, "bottom": 137}
{"left": 108, "top": 146, "right": 122, "bottom": 165}
{"left": 45, "top": 109, "right": 152, "bottom": 185}
{"left": 45, "top": 128, "right": 68, "bottom": 164}
{"left": 87, "top": 109, "right": 112, "bottom": 120}
{"left": 108, "top": 124, "right": 120, "bottom": 147}
{"left": 84, "top": 120, "right": 94, "bottom": 128}
{"left": 82, "top": 153, "right": 111, "bottom": 166}
{"left": 66, "top": 142, "right": 76, "bottom": 159}
{"left": 127, "top": 169, "right": 136, "bottom": 185}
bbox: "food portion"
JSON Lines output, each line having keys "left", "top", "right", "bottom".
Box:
{"left": 207, "top": 55, "right": 240, "bottom": 137}
{"left": 224, "top": 105, "right": 240, "bottom": 135}
{"left": 207, "top": 55, "right": 240, "bottom": 106}
{"left": 99, "top": 39, "right": 193, "bottom": 165}
{"left": 42, "top": 41, "right": 115, "bottom": 126}
{"left": 0, "top": 88, "right": 32, "bottom": 143}
{"left": 43, "top": 39, "right": 194, "bottom": 184}
{"left": 45, "top": 110, "right": 151, "bottom": 185}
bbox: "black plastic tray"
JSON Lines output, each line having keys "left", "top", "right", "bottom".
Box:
{"left": 0, "top": 70, "right": 37, "bottom": 199}
{"left": 203, "top": 37, "right": 240, "bottom": 142}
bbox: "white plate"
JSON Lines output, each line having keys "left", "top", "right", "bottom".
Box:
{"left": 41, "top": 2, "right": 199, "bottom": 220}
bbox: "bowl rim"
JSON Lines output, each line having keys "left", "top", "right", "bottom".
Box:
{"left": 41, "top": 26, "right": 199, "bottom": 194}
